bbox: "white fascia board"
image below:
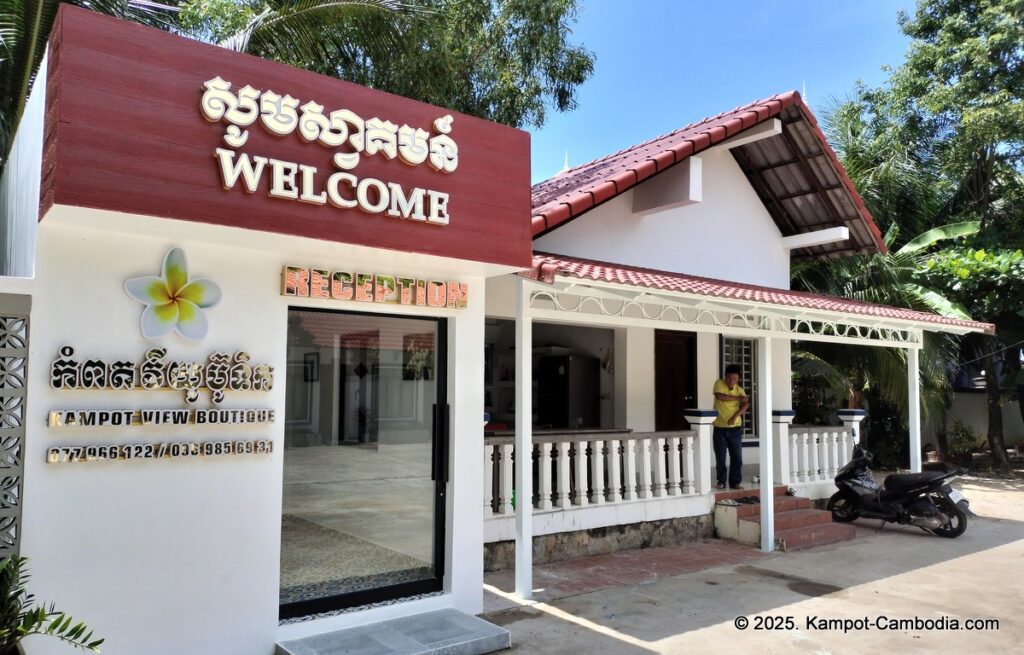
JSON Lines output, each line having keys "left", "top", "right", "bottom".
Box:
{"left": 781, "top": 226, "right": 850, "bottom": 250}
{"left": 707, "top": 118, "right": 783, "bottom": 153}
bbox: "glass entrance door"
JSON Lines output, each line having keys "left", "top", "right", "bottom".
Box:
{"left": 280, "top": 309, "right": 446, "bottom": 618}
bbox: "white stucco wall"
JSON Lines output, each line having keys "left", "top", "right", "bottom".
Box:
{"left": 0, "top": 57, "right": 44, "bottom": 277}
{"left": 21, "top": 206, "right": 497, "bottom": 655}
{"left": 923, "top": 392, "right": 1024, "bottom": 448}
{"left": 534, "top": 148, "right": 791, "bottom": 289}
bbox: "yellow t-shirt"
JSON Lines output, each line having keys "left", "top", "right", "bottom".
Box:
{"left": 713, "top": 379, "right": 746, "bottom": 428}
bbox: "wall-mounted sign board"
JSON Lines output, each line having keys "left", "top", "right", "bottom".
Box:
{"left": 41, "top": 6, "right": 533, "bottom": 268}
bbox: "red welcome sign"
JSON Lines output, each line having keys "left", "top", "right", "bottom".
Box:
{"left": 41, "top": 6, "right": 532, "bottom": 267}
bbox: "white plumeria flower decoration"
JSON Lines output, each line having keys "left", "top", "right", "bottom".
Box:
{"left": 124, "top": 248, "right": 222, "bottom": 341}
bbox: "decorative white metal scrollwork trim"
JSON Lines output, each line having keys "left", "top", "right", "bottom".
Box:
{"left": 530, "top": 288, "right": 920, "bottom": 347}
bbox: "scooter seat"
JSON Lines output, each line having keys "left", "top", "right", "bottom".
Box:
{"left": 883, "top": 470, "right": 945, "bottom": 492}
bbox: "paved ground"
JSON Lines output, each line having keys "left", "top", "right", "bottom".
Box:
{"left": 483, "top": 474, "right": 1024, "bottom": 654}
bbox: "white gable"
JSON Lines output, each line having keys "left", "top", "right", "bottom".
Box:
{"left": 534, "top": 147, "right": 790, "bottom": 289}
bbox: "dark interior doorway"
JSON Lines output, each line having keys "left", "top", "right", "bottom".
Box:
{"left": 655, "top": 330, "right": 697, "bottom": 430}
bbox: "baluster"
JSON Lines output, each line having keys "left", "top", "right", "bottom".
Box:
{"left": 484, "top": 443, "right": 494, "bottom": 516}
{"left": 556, "top": 441, "right": 571, "bottom": 508}
{"left": 638, "top": 438, "right": 653, "bottom": 499}
{"left": 840, "top": 431, "right": 850, "bottom": 467}
{"left": 789, "top": 433, "right": 799, "bottom": 485}
{"left": 823, "top": 432, "right": 833, "bottom": 478}
{"left": 810, "top": 432, "right": 820, "bottom": 481}
{"left": 537, "top": 442, "right": 553, "bottom": 510}
{"left": 666, "top": 435, "right": 682, "bottom": 495}
{"left": 498, "top": 443, "right": 514, "bottom": 514}
{"left": 590, "top": 439, "right": 606, "bottom": 504}
{"left": 574, "top": 440, "right": 590, "bottom": 506}
{"left": 800, "top": 433, "right": 810, "bottom": 483}
{"left": 648, "top": 436, "right": 663, "bottom": 497}
{"left": 624, "top": 438, "right": 638, "bottom": 500}
{"left": 608, "top": 439, "right": 622, "bottom": 503}
{"left": 683, "top": 435, "right": 696, "bottom": 494}
{"left": 830, "top": 431, "right": 840, "bottom": 478}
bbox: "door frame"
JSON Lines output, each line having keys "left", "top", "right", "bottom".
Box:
{"left": 654, "top": 329, "right": 697, "bottom": 431}
{"left": 279, "top": 307, "right": 449, "bottom": 620}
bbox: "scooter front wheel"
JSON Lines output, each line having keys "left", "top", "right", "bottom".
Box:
{"left": 828, "top": 491, "right": 860, "bottom": 523}
{"left": 930, "top": 494, "right": 967, "bottom": 538}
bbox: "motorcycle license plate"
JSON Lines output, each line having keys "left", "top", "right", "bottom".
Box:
{"left": 947, "top": 488, "right": 965, "bottom": 503}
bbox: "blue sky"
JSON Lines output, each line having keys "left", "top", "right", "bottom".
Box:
{"left": 531, "top": 0, "right": 918, "bottom": 182}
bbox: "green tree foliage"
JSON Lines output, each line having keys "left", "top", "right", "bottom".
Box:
{"left": 0, "top": 1, "right": 171, "bottom": 173}
{"left": 916, "top": 247, "right": 1024, "bottom": 466}
{"left": 176, "top": 0, "right": 407, "bottom": 80}
{"left": 893, "top": 0, "right": 1024, "bottom": 240}
{"left": 792, "top": 223, "right": 976, "bottom": 436}
{"left": 796, "top": 0, "right": 1024, "bottom": 467}
{"left": 176, "top": 0, "right": 594, "bottom": 129}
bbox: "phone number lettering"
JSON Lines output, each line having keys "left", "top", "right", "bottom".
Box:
{"left": 46, "top": 439, "right": 274, "bottom": 463}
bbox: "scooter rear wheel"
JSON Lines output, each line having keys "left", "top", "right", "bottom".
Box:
{"left": 827, "top": 491, "right": 860, "bottom": 523}
{"left": 930, "top": 494, "right": 967, "bottom": 538}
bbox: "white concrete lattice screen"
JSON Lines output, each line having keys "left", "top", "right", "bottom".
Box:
{"left": 0, "top": 293, "right": 29, "bottom": 559}
{"left": 484, "top": 430, "right": 705, "bottom": 516}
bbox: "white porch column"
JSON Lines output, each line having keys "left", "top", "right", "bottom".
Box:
{"left": 514, "top": 277, "right": 533, "bottom": 599}
{"left": 772, "top": 411, "right": 795, "bottom": 486}
{"left": 683, "top": 410, "right": 716, "bottom": 495}
{"left": 757, "top": 336, "right": 774, "bottom": 553}
{"left": 837, "top": 409, "right": 867, "bottom": 447}
{"left": 907, "top": 346, "right": 922, "bottom": 473}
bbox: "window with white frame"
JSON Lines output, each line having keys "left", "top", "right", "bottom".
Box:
{"left": 721, "top": 337, "right": 758, "bottom": 438}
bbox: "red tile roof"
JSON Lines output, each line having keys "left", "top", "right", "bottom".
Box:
{"left": 531, "top": 91, "right": 886, "bottom": 255}
{"left": 526, "top": 252, "right": 994, "bottom": 335}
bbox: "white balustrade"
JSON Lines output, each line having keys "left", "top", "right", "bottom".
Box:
{"left": 484, "top": 430, "right": 704, "bottom": 517}
{"left": 785, "top": 425, "right": 857, "bottom": 487}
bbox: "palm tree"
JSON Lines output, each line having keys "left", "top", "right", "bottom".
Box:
{"left": 791, "top": 97, "right": 978, "bottom": 461}
{"left": 0, "top": 1, "right": 173, "bottom": 176}
{"left": 175, "top": 0, "right": 408, "bottom": 75}
{"left": 792, "top": 221, "right": 978, "bottom": 421}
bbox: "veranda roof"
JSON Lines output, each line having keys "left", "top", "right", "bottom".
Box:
{"left": 525, "top": 252, "right": 994, "bottom": 337}
{"left": 531, "top": 91, "right": 886, "bottom": 260}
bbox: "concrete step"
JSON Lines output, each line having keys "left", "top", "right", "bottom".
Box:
{"left": 714, "top": 493, "right": 807, "bottom": 540}
{"left": 743, "top": 508, "right": 833, "bottom": 530}
{"left": 276, "top": 608, "right": 510, "bottom": 655}
{"left": 714, "top": 485, "right": 788, "bottom": 502}
{"left": 735, "top": 496, "right": 810, "bottom": 518}
{"left": 773, "top": 522, "right": 858, "bottom": 552}
{"left": 736, "top": 507, "right": 834, "bottom": 543}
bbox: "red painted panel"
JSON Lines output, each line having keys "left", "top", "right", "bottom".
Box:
{"left": 42, "top": 6, "right": 532, "bottom": 267}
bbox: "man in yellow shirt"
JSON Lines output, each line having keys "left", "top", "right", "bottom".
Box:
{"left": 713, "top": 364, "right": 750, "bottom": 490}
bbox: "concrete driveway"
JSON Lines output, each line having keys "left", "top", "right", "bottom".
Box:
{"left": 484, "top": 474, "right": 1024, "bottom": 654}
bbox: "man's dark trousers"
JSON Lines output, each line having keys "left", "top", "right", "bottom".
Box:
{"left": 713, "top": 426, "right": 744, "bottom": 488}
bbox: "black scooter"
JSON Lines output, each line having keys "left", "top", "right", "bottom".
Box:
{"left": 827, "top": 445, "right": 971, "bottom": 538}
